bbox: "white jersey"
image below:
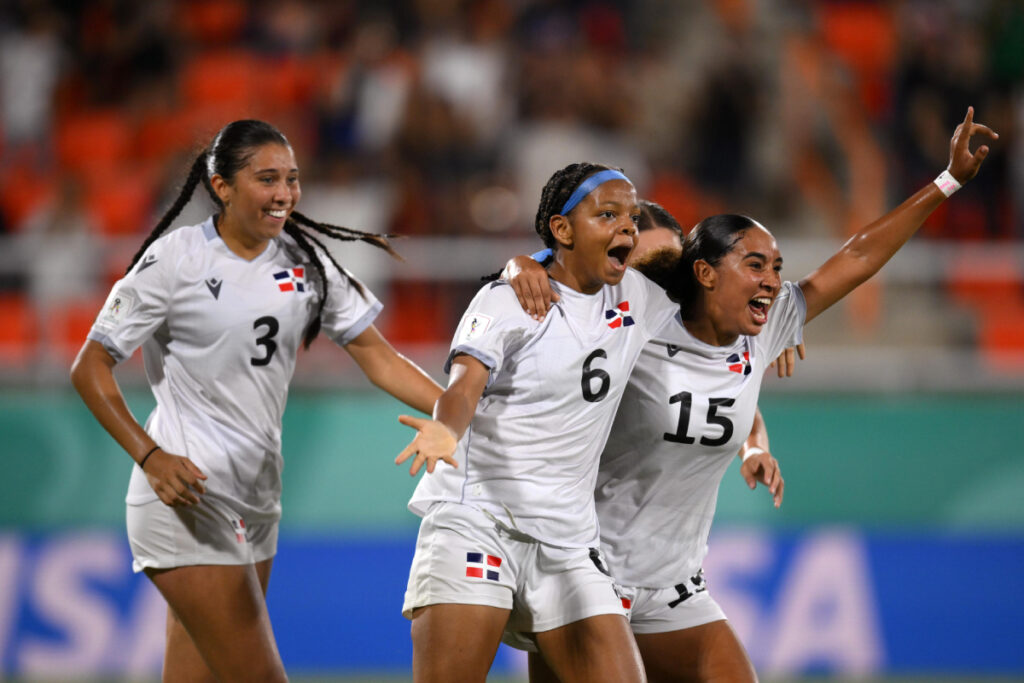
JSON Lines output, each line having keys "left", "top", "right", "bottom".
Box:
{"left": 597, "top": 281, "right": 806, "bottom": 587}
{"left": 409, "top": 269, "right": 678, "bottom": 548}
{"left": 88, "top": 217, "right": 381, "bottom": 522}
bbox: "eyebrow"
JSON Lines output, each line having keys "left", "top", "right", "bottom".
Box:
{"left": 252, "top": 167, "right": 299, "bottom": 174}
{"left": 743, "top": 251, "right": 783, "bottom": 264}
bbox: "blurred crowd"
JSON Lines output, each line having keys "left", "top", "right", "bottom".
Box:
{"left": 0, "top": 0, "right": 1022, "bottom": 369}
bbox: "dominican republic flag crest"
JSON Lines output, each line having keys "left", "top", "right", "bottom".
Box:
{"left": 605, "top": 301, "right": 634, "bottom": 329}
{"left": 273, "top": 267, "right": 305, "bottom": 292}
{"left": 231, "top": 518, "right": 247, "bottom": 543}
{"left": 466, "top": 552, "right": 501, "bottom": 581}
{"left": 727, "top": 351, "right": 751, "bottom": 375}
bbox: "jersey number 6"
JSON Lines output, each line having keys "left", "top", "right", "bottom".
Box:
{"left": 581, "top": 349, "right": 610, "bottom": 402}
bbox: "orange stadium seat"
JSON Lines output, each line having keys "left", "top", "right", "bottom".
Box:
{"left": 0, "top": 295, "right": 37, "bottom": 364}
{"left": 83, "top": 167, "right": 156, "bottom": 236}
{"left": 180, "top": 51, "right": 257, "bottom": 108}
{"left": 55, "top": 110, "right": 135, "bottom": 176}
{"left": 176, "top": 0, "right": 248, "bottom": 44}
{"left": 0, "top": 163, "right": 56, "bottom": 231}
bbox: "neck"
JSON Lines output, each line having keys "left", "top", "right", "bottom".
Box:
{"left": 217, "top": 213, "right": 269, "bottom": 260}
{"left": 683, "top": 300, "right": 739, "bottom": 346}
{"left": 548, "top": 253, "right": 602, "bottom": 294}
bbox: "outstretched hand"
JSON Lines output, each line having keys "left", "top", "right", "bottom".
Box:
{"left": 740, "top": 449, "right": 784, "bottom": 508}
{"left": 948, "top": 106, "right": 998, "bottom": 185}
{"left": 768, "top": 343, "right": 806, "bottom": 378}
{"left": 396, "top": 415, "right": 459, "bottom": 476}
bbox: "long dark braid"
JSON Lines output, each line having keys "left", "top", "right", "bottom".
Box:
{"left": 124, "top": 119, "right": 397, "bottom": 349}
{"left": 125, "top": 152, "right": 209, "bottom": 274}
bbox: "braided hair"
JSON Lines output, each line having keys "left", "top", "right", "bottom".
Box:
{"left": 533, "top": 162, "right": 617, "bottom": 249}
{"left": 126, "top": 119, "right": 397, "bottom": 349}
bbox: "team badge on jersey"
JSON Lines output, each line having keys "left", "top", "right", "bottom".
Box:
{"left": 605, "top": 301, "right": 634, "bottom": 329}
{"left": 273, "top": 267, "right": 305, "bottom": 292}
{"left": 465, "top": 552, "right": 501, "bottom": 580}
{"left": 458, "top": 313, "right": 493, "bottom": 345}
{"left": 727, "top": 351, "right": 751, "bottom": 375}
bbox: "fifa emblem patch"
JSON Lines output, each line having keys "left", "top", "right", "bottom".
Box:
{"left": 465, "top": 552, "right": 501, "bottom": 581}
{"left": 458, "top": 313, "right": 493, "bottom": 344}
{"left": 94, "top": 289, "right": 134, "bottom": 331}
{"left": 605, "top": 301, "right": 634, "bottom": 329}
{"left": 727, "top": 351, "right": 751, "bottom": 375}
{"left": 231, "top": 518, "right": 247, "bottom": 544}
{"left": 273, "top": 267, "right": 305, "bottom": 292}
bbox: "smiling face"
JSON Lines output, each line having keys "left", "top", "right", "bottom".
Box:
{"left": 212, "top": 143, "right": 300, "bottom": 257}
{"left": 700, "top": 224, "right": 782, "bottom": 340}
{"left": 548, "top": 179, "right": 639, "bottom": 293}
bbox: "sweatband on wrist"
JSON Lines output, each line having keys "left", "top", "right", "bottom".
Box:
{"left": 138, "top": 446, "right": 160, "bottom": 470}
{"left": 560, "top": 169, "right": 632, "bottom": 215}
{"left": 933, "top": 170, "right": 962, "bottom": 197}
{"left": 741, "top": 447, "right": 766, "bottom": 463}
{"left": 531, "top": 248, "right": 552, "bottom": 263}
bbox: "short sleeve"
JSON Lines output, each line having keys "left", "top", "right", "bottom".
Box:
{"left": 86, "top": 243, "right": 173, "bottom": 363}
{"left": 632, "top": 269, "right": 680, "bottom": 339}
{"left": 759, "top": 281, "right": 807, "bottom": 362}
{"left": 321, "top": 264, "right": 383, "bottom": 346}
{"left": 444, "top": 282, "right": 533, "bottom": 387}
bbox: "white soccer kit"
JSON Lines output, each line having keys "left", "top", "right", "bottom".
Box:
{"left": 597, "top": 281, "right": 806, "bottom": 590}
{"left": 408, "top": 269, "right": 679, "bottom": 549}
{"left": 89, "top": 217, "right": 381, "bottom": 525}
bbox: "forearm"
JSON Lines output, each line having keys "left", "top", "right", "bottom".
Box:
{"left": 741, "top": 407, "right": 770, "bottom": 457}
{"left": 70, "top": 344, "right": 155, "bottom": 463}
{"left": 431, "top": 388, "right": 478, "bottom": 442}
{"left": 367, "top": 353, "right": 443, "bottom": 415}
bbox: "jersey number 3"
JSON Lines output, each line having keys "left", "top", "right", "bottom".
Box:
{"left": 251, "top": 316, "right": 280, "bottom": 366}
{"left": 663, "top": 392, "right": 734, "bottom": 446}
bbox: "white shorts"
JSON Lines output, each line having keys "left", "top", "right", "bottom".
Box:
{"left": 403, "top": 503, "right": 626, "bottom": 636}
{"left": 126, "top": 496, "right": 278, "bottom": 572}
{"left": 619, "top": 569, "right": 727, "bottom": 634}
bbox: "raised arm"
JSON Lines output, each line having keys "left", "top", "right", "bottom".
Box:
{"left": 799, "top": 107, "right": 997, "bottom": 324}
{"left": 395, "top": 354, "right": 490, "bottom": 476}
{"left": 504, "top": 252, "right": 559, "bottom": 321}
{"left": 344, "top": 324, "right": 443, "bottom": 415}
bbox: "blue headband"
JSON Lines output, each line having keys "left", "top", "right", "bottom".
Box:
{"left": 559, "top": 169, "right": 632, "bottom": 215}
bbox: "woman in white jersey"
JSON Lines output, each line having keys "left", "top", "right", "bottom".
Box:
{"left": 395, "top": 163, "right": 687, "bottom": 682}
{"left": 70, "top": 120, "right": 442, "bottom": 682}
{"left": 514, "top": 108, "right": 996, "bottom": 682}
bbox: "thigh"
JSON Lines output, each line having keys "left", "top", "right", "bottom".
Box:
{"left": 147, "top": 563, "right": 286, "bottom": 683}
{"left": 635, "top": 620, "right": 756, "bottom": 683}
{"left": 410, "top": 603, "right": 510, "bottom": 683}
{"left": 534, "top": 613, "right": 645, "bottom": 683}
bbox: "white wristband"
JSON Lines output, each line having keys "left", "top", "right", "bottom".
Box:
{"left": 741, "top": 447, "right": 766, "bottom": 463}
{"left": 933, "top": 170, "right": 961, "bottom": 198}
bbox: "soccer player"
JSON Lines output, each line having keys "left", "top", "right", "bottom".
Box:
{"left": 511, "top": 108, "right": 995, "bottom": 682}
{"left": 395, "top": 163, "right": 688, "bottom": 682}
{"left": 70, "top": 120, "right": 442, "bottom": 682}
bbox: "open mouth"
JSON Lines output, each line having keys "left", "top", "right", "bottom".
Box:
{"left": 607, "top": 245, "right": 632, "bottom": 270}
{"left": 748, "top": 296, "right": 771, "bottom": 324}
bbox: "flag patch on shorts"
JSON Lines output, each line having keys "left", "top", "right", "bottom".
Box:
{"left": 231, "top": 518, "right": 247, "bottom": 543}
{"left": 466, "top": 552, "right": 501, "bottom": 581}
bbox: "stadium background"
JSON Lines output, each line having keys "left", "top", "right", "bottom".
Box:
{"left": 1, "top": 0, "right": 1022, "bottom": 681}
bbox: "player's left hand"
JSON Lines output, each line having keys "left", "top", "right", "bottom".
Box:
{"left": 740, "top": 448, "right": 784, "bottom": 508}
{"left": 395, "top": 415, "right": 459, "bottom": 476}
{"left": 947, "top": 106, "right": 998, "bottom": 185}
{"left": 768, "top": 343, "right": 806, "bottom": 378}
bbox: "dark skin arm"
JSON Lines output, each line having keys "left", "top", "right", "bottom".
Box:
{"left": 800, "top": 107, "right": 996, "bottom": 324}
{"left": 395, "top": 354, "right": 490, "bottom": 476}
{"left": 70, "top": 340, "right": 207, "bottom": 506}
